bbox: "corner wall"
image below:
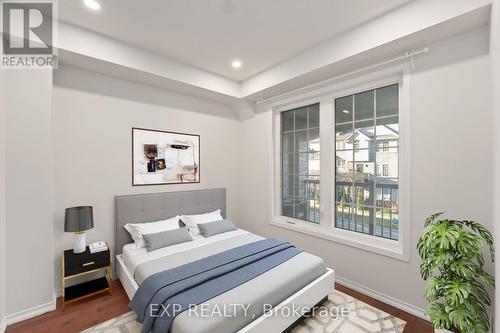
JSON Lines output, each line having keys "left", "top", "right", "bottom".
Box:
{"left": 0, "top": 64, "right": 7, "bottom": 332}
{"left": 490, "top": 0, "right": 500, "bottom": 331}
{"left": 4, "top": 69, "right": 55, "bottom": 317}
{"left": 237, "top": 27, "right": 493, "bottom": 313}
{"left": 51, "top": 66, "right": 243, "bottom": 291}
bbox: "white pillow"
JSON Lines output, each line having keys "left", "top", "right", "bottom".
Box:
{"left": 180, "top": 209, "right": 223, "bottom": 236}
{"left": 124, "top": 215, "right": 180, "bottom": 249}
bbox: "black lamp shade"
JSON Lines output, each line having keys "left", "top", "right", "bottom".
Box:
{"left": 64, "top": 206, "right": 94, "bottom": 232}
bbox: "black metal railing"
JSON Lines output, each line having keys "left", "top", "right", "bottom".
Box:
{"left": 335, "top": 180, "right": 398, "bottom": 240}
{"left": 282, "top": 178, "right": 398, "bottom": 240}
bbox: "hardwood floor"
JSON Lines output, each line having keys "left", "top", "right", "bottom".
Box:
{"left": 6, "top": 280, "right": 433, "bottom": 333}
{"left": 6, "top": 280, "right": 130, "bottom": 333}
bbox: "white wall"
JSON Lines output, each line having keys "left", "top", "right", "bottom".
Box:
{"left": 490, "top": 0, "right": 500, "bottom": 331}
{"left": 237, "top": 27, "right": 493, "bottom": 312}
{"left": 4, "top": 70, "right": 55, "bottom": 316}
{"left": 0, "top": 67, "right": 7, "bottom": 330}
{"left": 51, "top": 66, "right": 243, "bottom": 290}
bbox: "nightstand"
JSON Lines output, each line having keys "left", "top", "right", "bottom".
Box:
{"left": 61, "top": 242, "right": 112, "bottom": 309}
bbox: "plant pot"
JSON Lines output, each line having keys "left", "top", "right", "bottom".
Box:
{"left": 435, "top": 329, "right": 453, "bottom": 333}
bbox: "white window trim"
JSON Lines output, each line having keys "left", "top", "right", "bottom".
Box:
{"left": 269, "top": 63, "right": 412, "bottom": 261}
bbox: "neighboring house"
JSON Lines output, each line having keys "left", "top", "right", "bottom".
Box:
{"left": 335, "top": 123, "right": 399, "bottom": 209}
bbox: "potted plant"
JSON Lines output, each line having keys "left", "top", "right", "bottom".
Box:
{"left": 417, "top": 213, "right": 494, "bottom": 333}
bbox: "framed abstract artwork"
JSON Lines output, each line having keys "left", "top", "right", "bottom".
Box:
{"left": 132, "top": 127, "right": 200, "bottom": 186}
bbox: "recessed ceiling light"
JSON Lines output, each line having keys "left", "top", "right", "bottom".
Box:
{"left": 342, "top": 110, "right": 350, "bottom": 114}
{"left": 84, "top": 0, "right": 101, "bottom": 11}
{"left": 231, "top": 59, "right": 242, "bottom": 69}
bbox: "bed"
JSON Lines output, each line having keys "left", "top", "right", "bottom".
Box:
{"left": 115, "top": 188, "right": 335, "bottom": 333}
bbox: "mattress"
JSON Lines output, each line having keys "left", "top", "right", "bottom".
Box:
{"left": 123, "top": 229, "right": 326, "bottom": 333}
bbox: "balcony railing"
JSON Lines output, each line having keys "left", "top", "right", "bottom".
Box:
{"left": 335, "top": 180, "right": 398, "bottom": 240}
{"left": 282, "top": 178, "right": 398, "bottom": 240}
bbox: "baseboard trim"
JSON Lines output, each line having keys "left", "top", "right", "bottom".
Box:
{"left": 0, "top": 316, "right": 7, "bottom": 333}
{"left": 336, "top": 275, "right": 427, "bottom": 320}
{"left": 5, "top": 292, "right": 57, "bottom": 326}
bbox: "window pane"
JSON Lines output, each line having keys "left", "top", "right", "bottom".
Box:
{"left": 295, "top": 153, "right": 309, "bottom": 175}
{"left": 390, "top": 210, "right": 399, "bottom": 240}
{"left": 295, "top": 176, "right": 320, "bottom": 223}
{"left": 376, "top": 116, "right": 398, "bottom": 141}
{"left": 336, "top": 150, "right": 352, "bottom": 180}
{"left": 294, "top": 198, "right": 308, "bottom": 220}
{"left": 295, "top": 107, "right": 308, "bottom": 130}
{"left": 282, "top": 110, "right": 294, "bottom": 132}
{"left": 282, "top": 153, "right": 294, "bottom": 177}
{"left": 354, "top": 90, "right": 374, "bottom": 121}
{"left": 336, "top": 123, "right": 352, "bottom": 151}
{"left": 282, "top": 132, "right": 294, "bottom": 153}
{"left": 377, "top": 115, "right": 398, "bottom": 126}
{"left": 334, "top": 84, "right": 399, "bottom": 241}
{"left": 310, "top": 178, "right": 320, "bottom": 224}
{"left": 354, "top": 150, "right": 375, "bottom": 179}
{"left": 354, "top": 205, "right": 373, "bottom": 233}
{"left": 296, "top": 130, "right": 308, "bottom": 152}
{"left": 335, "top": 183, "right": 354, "bottom": 204}
{"left": 390, "top": 188, "right": 399, "bottom": 211}
{"left": 335, "top": 95, "right": 353, "bottom": 123}
{"left": 309, "top": 152, "right": 320, "bottom": 176}
{"left": 282, "top": 198, "right": 293, "bottom": 218}
{"left": 354, "top": 120, "right": 375, "bottom": 147}
{"left": 376, "top": 84, "right": 398, "bottom": 117}
{"left": 375, "top": 208, "right": 395, "bottom": 239}
{"left": 355, "top": 184, "right": 374, "bottom": 206}
{"left": 295, "top": 176, "right": 307, "bottom": 198}
{"left": 377, "top": 148, "right": 398, "bottom": 178}
{"left": 281, "top": 103, "right": 320, "bottom": 224}
{"left": 282, "top": 175, "right": 294, "bottom": 198}
{"left": 336, "top": 203, "right": 353, "bottom": 229}
{"left": 309, "top": 104, "right": 320, "bottom": 128}
{"left": 376, "top": 181, "right": 398, "bottom": 208}
{"left": 309, "top": 128, "right": 320, "bottom": 152}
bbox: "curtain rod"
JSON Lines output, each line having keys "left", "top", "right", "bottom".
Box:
{"left": 256, "top": 46, "right": 430, "bottom": 105}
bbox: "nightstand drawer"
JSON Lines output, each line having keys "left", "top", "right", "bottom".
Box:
{"left": 64, "top": 248, "right": 110, "bottom": 277}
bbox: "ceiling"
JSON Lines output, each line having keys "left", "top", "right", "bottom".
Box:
{"left": 59, "top": 0, "right": 413, "bottom": 82}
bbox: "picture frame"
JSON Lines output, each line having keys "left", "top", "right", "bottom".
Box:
{"left": 132, "top": 127, "right": 200, "bottom": 186}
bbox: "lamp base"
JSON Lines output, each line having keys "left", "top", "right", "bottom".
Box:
{"left": 73, "top": 232, "right": 87, "bottom": 254}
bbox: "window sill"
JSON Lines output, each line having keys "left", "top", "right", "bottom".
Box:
{"left": 270, "top": 217, "right": 409, "bottom": 262}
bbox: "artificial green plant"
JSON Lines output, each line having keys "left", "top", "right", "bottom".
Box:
{"left": 417, "top": 213, "right": 495, "bottom": 333}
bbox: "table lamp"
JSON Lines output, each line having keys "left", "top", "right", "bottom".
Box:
{"left": 64, "top": 206, "right": 94, "bottom": 254}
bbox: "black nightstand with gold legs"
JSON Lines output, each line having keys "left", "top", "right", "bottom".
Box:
{"left": 61, "top": 242, "right": 112, "bottom": 309}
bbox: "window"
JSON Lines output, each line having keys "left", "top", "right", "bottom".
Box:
{"left": 281, "top": 103, "right": 320, "bottom": 223}
{"left": 378, "top": 140, "right": 389, "bottom": 152}
{"left": 377, "top": 164, "right": 389, "bottom": 177}
{"left": 383, "top": 164, "right": 389, "bottom": 177}
{"left": 272, "top": 66, "right": 409, "bottom": 260}
{"left": 334, "top": 84, "right": 399, "bottom": 240}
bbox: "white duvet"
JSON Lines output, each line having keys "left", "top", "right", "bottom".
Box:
{"left": 122, "top": 228, "right": 250, "bottom": 276}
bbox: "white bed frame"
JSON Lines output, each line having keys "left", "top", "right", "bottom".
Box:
{"left": 116, "top": 254, "right": 334, "bottom": 333}
{"left": 115, "top": 190, "right": 335, "bottom": 332}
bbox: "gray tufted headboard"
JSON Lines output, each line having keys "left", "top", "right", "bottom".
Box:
{"left": 115, "top": 188, "right": 226, "bottom": 257}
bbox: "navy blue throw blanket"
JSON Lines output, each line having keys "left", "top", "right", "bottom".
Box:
{"left": 130, "top": 238, "right": 301, "bottom": 333}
